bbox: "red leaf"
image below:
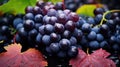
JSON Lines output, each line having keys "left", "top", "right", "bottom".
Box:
{"left": 0, "top": 43, "right": 47, "bottom": 67}
{"left": 70, "top": 48, "right": 116, "bottom": 67}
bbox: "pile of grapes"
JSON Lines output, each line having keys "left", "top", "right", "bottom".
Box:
{"left": 0, "top": 1, "right": 120, "bottom": 67}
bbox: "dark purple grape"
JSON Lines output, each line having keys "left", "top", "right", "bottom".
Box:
{"left": 25, "top": 6, "right": 33, "bottom": 13}
{"left": 81, "top": 23, "right": 91, "bottom": 33}
{"left": 111, "top": 13, "right": 119, "bottom": 19}
{"left": 110, "top": 36, "right": 117, "bottom": 44}
{"left": 23, "top": 19, "right": 35, "bottom": 31}
{"left": 107, "top": 20, "right": 116, "bottom": 30}
{"left": 96, "top": 34, "right": 104, "bottom": 42}
{"left": 50, "top": 33, "right": 58, "bottom": 42}
{"left": 62, "top": 30, "right": 71, "bottom": 39}
{"left": 91, "top": 26, "right": 100, "bottom": 33}
{"left": 42, "top": 5, "right": 51, "bottom": 15}
{"left": 73, "top": 28, "right": 83, "bottom": 40}
{"left": 47, "top": 9, "right": 57, "bottom": 16}
{"left": 34, "top": 14, "right": 43, "bottom": 23}
{"left": 68, "top": 12, "right": 79, "bottom": 22}
{"left": 0, "top": 25, "right": 10, "bottom": 35}
{"left": 54, "top": 23, "right": 64, "bottom": 34}
{"left": 87, "top": 17, "right": 95, "bottom": 24}
{"left": 38, "top": 25, "right": 45, "bottom": 35}
{"left": 59, "top": 39, "right": 71, "bottom": 50}
{"left": 76, "top": 18, "right": 87, "bottom": 28}
{"left": 65, "top": 20, "right": 75, "bottom": 32}
{"left": 18, "top": 27, "right": 28, "bottom": 38}
{"left": 94, "top": 8, "right": 104, "bottom": 15}
{"left": 57, "top": 13, "right": 68, "bottom": 24}
{"left": 55, "top": 2, "right": 64, "bottom": 10}
{"left": 69, "top": 37, "right": 77, "bottom": 45}
{"left": 42, "top": 35, "right": 51, "bottom": 46}
{"left": 49, "top": 43, "right": 60, "bottom": 53}
{"left": 100, "top": 41, "right": 109, "bottom": 49}
{"left": 87, "top": 31, "right": 96, "bottom": 40}
{"left": 28, "top": 29, "right": 38, "bottom": 39}
{"left": 33, "top": 6, "right": 42, "bottom": 15}
{"left": 43, "top": 15, "right": 51, "bottom": 24}
{"left": 16, "top": 23, "right": 23, "bottom": 30}
{"left": 36, "top": 1, "right": 45, "bottom": 8}
{"left": 63, "top": 9, "right": 71, "bottom": 16}
{"left": 100, "top": 24, "right": 110, "bottom": 34}
{"left": 35, "top": 23, "right": 42, "bottom": 30}
{"left": 45, "top": 24, "right": 54, "bottom": 34}
{"left": 23, "top": 13, "right": 34, "bottom": 20}
{"left": 89, "top": 41, "right": 100, "bottom": 50}
{"left": 67, "top": 46, "right": 78, "bottom": 57}
{"left": 94, "top": 14, "right": 103, "bottom": 24}
{"left": 36, "top": 33, "right": 42, "bottom": 44}
{"left": 49, "top": 16, "right": 57, "bottom": 25}
{"left": 13, "top": 18, "right": 23, "bottom": 28}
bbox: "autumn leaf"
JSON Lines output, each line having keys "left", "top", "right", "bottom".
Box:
{"left": 76, "top": 4, "right": 103, "bottom": 17}
{"left": 0, "top": 43, "right": 47, "bottom": 67}
{"left": 0, "top": 0, "right": 37, "bottom": 14}
{"left": 70, "top": 48, "right": 116, "bottom": 67}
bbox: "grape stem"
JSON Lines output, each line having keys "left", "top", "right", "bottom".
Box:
{"left": 0, "top": 40, "right": 4, "bottom": 44}
{"left": 98, "top": 10, "right": 120, "bottom": 26}
{"left": 87, "top": 48, "right": 89, "bottom": 55}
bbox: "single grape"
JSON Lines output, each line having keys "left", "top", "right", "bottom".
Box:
{"left": 44, "top": 24, "right": 54, "bottom": 34}
{"left": 57, "top": 13, "right": 68, "bottom": 24}
{"left": 13, "top": 18, "right": 23, "bottom": 28}
{"left": 33, "top": 6, "right": 42, "bottom": 15}
{"left": 69, "top": 37, "right": 77, "bottom": 45}
{"left": 38, "top": 25, "right": 45, "bottom": 35}
{"left": 28, "top": 29, "right": 38, "bottom": 39}
{"left": 55, "top": 2, "right": 64, "bottom": 10}
{"left": 34, "top": 14, "right": 43, "bottom": 23}
{"left": 54, "top": 23, "right": 64, "bottom": 34}
{"left": 18, "top": 27, "right": 28, "bottom": 38}
{"left": 62, "top": 30, "right": 71, "bottom": 39}
{"left": 96, "top": 34, "right": 104, "bottom": 42}
{"left": 94, "top": 8, "right": 104, "bottom": 15}
{"left": 50, "top": 33, "right": 58, "bottom": 42}
{"left": 87, "top": 31, "right": 97, "bottom": 40}
{"left": 49, "top": 43, "right": 60, "bottom": 53}
{"left": 42, "top": 35, "right": 51, "bottom": 46}
{"left": 68, "top": 12, "right": 79, "bottom": 22}
{"left": 89, "top": 41, "right": 100, "bottom": 49}
{"left": 67, "top": 46, "right": 78, "bottom": 57}
{"left": 65, "top": 20, "right": 75, "bottom": 32}
{"left": 36, "top": 33, "right": 42, "bottom": 44}
{"left": 23, "top": 19, "right": 35, "bottom": 31}
{"left": 59, "top": 39, "right": 71, "bottom": 50}
{"left": 23, "top": 13, "right": 34, "bottom": 20}
{"left": 25, "top": 6, "right": 33, "bottom": 13}
{"left": 81, "top": 23, "right": 91, "bottom": 33}
{"left": 47, "top": 9, "right": 57, "bottom": 16}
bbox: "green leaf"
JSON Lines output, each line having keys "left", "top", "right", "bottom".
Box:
{"left": 76, "top": 4, "right": 103, "bottom": 17}
{"left": 46, "top": 0, "right": 62, "bottom": 4}
{"left": 0, "top": 0, "right": 37, "bottom": 14}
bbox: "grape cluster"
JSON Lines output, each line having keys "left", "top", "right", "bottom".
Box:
{"left": 75, "top": 8, "right": 120, "bottom": 66}
{"left": 0, "top": 13, "right": 16, "bottom": 52}
{"left": 13, "top": 1, "right": 80, "bottom": 58}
